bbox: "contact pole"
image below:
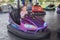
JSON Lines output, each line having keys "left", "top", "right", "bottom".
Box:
{"left": 17, "top": 0, "right": 21, "bottom": 24}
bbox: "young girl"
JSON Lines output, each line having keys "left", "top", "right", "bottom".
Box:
{"left": 20, "top": 6, "right": 28, "bottom": 18}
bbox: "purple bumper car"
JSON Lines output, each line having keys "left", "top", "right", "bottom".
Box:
{"left": 7, "top": 0, "right": 50, "bottom": 39}
{"left": 7, "top": 10, "right": 50, "bottom": 39}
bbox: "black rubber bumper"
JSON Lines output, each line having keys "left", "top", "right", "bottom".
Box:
{"left": 7, "top": 24, "right": 51, "bottom": 40}
{"left": 45, "top": 8, "right": 55, "bottom": 11}
{"left": 0, "top": 11, "right": 9, "bottom": 13}
{"left": 33, "top": 12, "right": 46, "bottom": 16}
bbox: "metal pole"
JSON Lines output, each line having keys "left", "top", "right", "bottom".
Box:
{"left": 36, "top": 0, "right": 37, "bottom": 3}
{"left": 17, "top": 0, "right": 21, "bottom": 24}
{"left": 17, "top": 0, "right": 20, "bottom": 10}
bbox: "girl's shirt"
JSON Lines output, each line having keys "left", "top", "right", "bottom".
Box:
{"left": 20, "top": 6, "right": 28, "bottom": 18}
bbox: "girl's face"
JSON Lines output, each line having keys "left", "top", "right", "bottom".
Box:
{"left": 22, "top": 6, "right": 27, "bottom": 11}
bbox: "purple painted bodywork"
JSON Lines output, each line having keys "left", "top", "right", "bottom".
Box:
{"left": 9, "top": 15, "right": 47, "bottom": 33}
{"left": 57, "top": 8, "right": 60, "bottom": 14}
{"left": 19, "top": 15, "right": 47, "bottom": 33}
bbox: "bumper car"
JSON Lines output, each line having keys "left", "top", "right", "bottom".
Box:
{"left": 45, "top": 4, "right": 56, "bottom": 11}
{"left": 32, "top": 3, "right": 46, "bottom": 16}
{"left": 57, "top": 4, "right": 60, "bottom": 14}
{"left": 0, "top": 4, "right": 13, "bottom": 13}
{"left": 7, "top": 0, "right": 50, "bottom": 40}
{"left": 7, "top": 11, "right": 50, "bottom": 39}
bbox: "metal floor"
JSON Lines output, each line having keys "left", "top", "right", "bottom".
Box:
{"left": 0, "top": 11, "right": 60, "bottom": 40}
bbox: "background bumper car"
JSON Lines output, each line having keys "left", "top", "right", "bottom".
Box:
{"left": 45, "top": 4, "right": 56, "bottom": 11}
{"left": 57, "top": 4, "right": 60, "bottom": 14}
{"left": 0, "top": 4, "right": 13, "bottom": 13}
{"left": 57, "top": 8, "right": 60, "bottom": 14}
{"left": 32, "top": 5, "right": 46, "bottom": 16}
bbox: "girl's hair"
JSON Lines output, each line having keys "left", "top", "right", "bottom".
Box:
{"left": 20, "top": 6, "right": 24, "bottom": 11}
{"left": 21, "top": 5, "right": 26, "bottom": 11}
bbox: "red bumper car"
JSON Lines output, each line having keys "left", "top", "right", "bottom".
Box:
{"left": 32, "top": 5, "right": 46, "bottom": 16}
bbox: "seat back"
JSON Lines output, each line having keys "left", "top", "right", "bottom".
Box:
{"left": 10, "top": 8, "right": 20, "bottom": 25}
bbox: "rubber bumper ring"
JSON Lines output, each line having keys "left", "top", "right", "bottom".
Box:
{"left": 7, "top": 24, "right": 51, "bottom": 40}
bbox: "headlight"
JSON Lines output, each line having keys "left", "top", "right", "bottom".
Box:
{"left": 24, "top": 24, "right": 36, "bottom": 29}
{"left": 44, "top": 22, "right": 47, "bottom": 27}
